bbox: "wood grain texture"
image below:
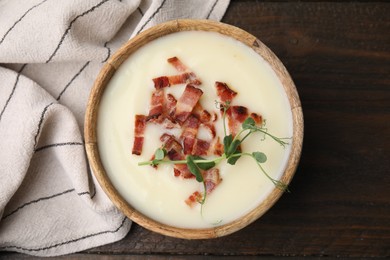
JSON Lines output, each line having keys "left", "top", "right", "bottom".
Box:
{"left": 2, "top": 1, "right": 389, "bottom": 258}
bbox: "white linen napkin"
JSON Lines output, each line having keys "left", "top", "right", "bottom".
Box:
{"left": 0, "top": 0, "right": 229, "bottom": 256}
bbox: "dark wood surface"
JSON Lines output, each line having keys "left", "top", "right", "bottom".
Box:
{"left": 3, "top": 1, "right": 390, "bottom": 258}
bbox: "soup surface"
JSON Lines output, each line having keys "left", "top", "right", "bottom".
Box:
{"left": 97, "top": 31, "right": 293, "bottom": 228}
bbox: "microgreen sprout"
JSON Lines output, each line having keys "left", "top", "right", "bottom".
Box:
{"left": 138, "top": 101, "right": 291, "bottom": 205}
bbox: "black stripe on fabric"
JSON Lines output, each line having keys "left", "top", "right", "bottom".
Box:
{"left": 85, "top": 166, "right": 97, "bottom": 199}
{"left": 102, "top": 42, "right": 111, "bottom": 63}
{"left": 0, "top": 0, "right": 49, "bottom": 45}
{"left": 2, "top": 188, "right": 96, "bottom": 220}
{"left": 0, "top": 64, "right": 27, "bottom": 123}
{"left": 1, "top": 189, "right": 75, "bottom": 220}
{"left": 78, "top": 184, "right": 96, "bottom": 199}
{"left": 45, "top": 0, "right": 110, "bottom": 63}
{"left": 0, "top": 217, "right": 128, "bottom": 252}
{"left": 34, "top": 142, "right": 83, "bottom": 152}
{"left": 56, "top": 61, "right": 90, "bottom": 100}
{"left": 206, "top": 0, "right": 219, "bottom": 19}
{"left": 33, "top": 102, "right": 54, "bottom": 148}
{"left": 135, "top": 0, "right": 167, "bottom": 35}
{"left": 137, "top": 7, "right": 144, "bottom": 16}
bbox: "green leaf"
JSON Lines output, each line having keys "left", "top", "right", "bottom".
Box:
{"left": 227, "top": 139, "right": 241, "bottom": 156}
{"left": 252, "top": 151, "right": 267, "bottom": 163}
{"left": 186, "top": 155, "right": 203, "bottom": 182}
{"left": 154, "top": 148, "right": 166, "bottom": 160}
{"left": 223, "top": 134, "right": 233, "bottom": 154}
{"left": 198, "top": 162, "right": 216, "bottom": 170}
{"left": 242, "top": 117, "right": 256, "bottom": 129}
{"left": 192, "top": 155, "right": 205, "bottom": 160}
{"left": 192, "top": 156, "right": 216, "bottom": 170}
{"left": 227, "top": 151, "right": 241, "bottom": 165}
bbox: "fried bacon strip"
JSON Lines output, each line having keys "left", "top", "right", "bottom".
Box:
{"left": 185, "top": 168, "right": 222, "bottom": 207}
{"left": 152, "top": 57, "right": 201, "bottom": 89}
{"left": 226, "top": 105, "right": 249, "bottom": 137}
{"left": 146, "top": 90, "right": 180, "bottom": 129}
{"left": 160, "top": 134, "right": 182, "bottom": 160}
{"left": 132, "top": 115, "right": 146, "bottom": 155}
{"left": 216, "top": 81, "right": 237, "bottom": 103}
{"left": 191, "top": 139, "right": 210, "bottom": 156}
{"left": 181, "top": 115, "right": 200, "bottom": 155}
{"left": 152, "top": 73, "right": 201, "bottom": 89}
{"left": 168, "top": 56, "right": 188, "bottom": 72}
{"left": 192, "top": 103, "right": 216, "bottom": 139}
{"left": 173, "top": 84, "right": 203, "bottom": 124}
{"left": 212, "top": 137, "right": 224, "bottom": 156}
{"left": 152, "top": 76, "right": 170, "bottom": 89}
{"left": 230, "top": 106, "right": 249, "bottom": 123}
{"left": 201, "top": 123, "right": 216, "bottom": 140}
{"left": 169, "top": 72, "right": 201, "bottom": 86}
{"left": 166, "top": 93, "right": 177, "bottom": 114}
{"left": 147, "top": 89, "right": 165, "bottom": 122}
{"left": 204, "top": 168, "right": 222, "bottom": 194}
{"left": 168, "top": 57, "right": 201, "bottom": 85}
{"left": 192, "top": 102, "right": 212, "bottom": 123}
{"left": 250, "top": 112, "right": 263, "bottom": 125}
{"left": 160, "top": 134, "right": 193, "bottom": 179}
{"left": 158, "top": 93, "right": 179, "bottom": 129}
{"left": 181, "top": 115, "right": 212, "bottom": 156}
{"left": 185, "top": 191, "right": 203, "bottom": 207}
{"left": 226, "top": 106, "right": 264, "bottom": 137}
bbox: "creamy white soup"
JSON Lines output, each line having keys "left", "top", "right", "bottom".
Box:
{"left": 97, "top": 31, "right": 293, "bottom": 228}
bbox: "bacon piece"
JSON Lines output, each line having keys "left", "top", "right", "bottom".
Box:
{"left": 201, "top": 123, "right": 216, "bottom": 139}
{"left": 153, "top": 76, "right": 170, "bottom": 89}
{"left": 168, "top": 56, "right": 188, "bottom": 72}
{"left": 167, "top": 57, "right": 202, "bottom": 85}
{"left": 203, "top": 168, "right": 222, "bottom": 194}
{"left": 147, "top": 91, "right": 180, "bottom": 129}
{"left": 192, "top": 139, "right": 210, "bottom": 156}
{"left": 168, "top": 72, "right": 201, "bottom": 86}
{"left": 165, "top": 93, "right": 177, "bottom": 114}
{"left": 231, "top": 106, "right": 249, "bottom": 123}
{"left": 192, "top": 102, "right": 212, "bottom": 123}
{"left": 160, "top": 134, "right": 182, "bottom": 160}
{"left": 173, "top": 84, "right": 203, "bottom": 124}
{"left": 227, "top": 105, "right": 249, "bottom": 137}
{"left": 160, "top": 93, "right": 179, "bottom": 129}
{"left": 181, "top": 115, "right": 200, "bottom": 155}
{"left": 152, "top": 73, "right": 201, "bottom": 89}
{"left": 160, "top": 134, "right": 193, "bottom": 179}
{"left": 185, "top": 191, "right": 203, "bottom": 207}
{"left": 132, "top": 115, "right": 146, "bottom": 155}
{"left": 250, "top": 112, "right": 263, "bottom": 125}
{"left": 147, "top": 89, "right": 164, "bottom": 122}
{"left": 216, "top": 81, "right": 237, "bottom": 103}
{"left": 213, "top": 137, "right": 224, "bottom": 156}
{"left": 160, "top": 118, "right": 178, "bottom": 129}
{"left": 152, "top": 56, "right": 201, "bottom": 89}
{"left": 173, "top": 165, "right": 193, "bottom": 179}
{"left": 185, "top": 168, "right": 222, "bottom": 208}
{"left": 182, "top": 102, "right": 217, "bottom": 155}
{"left": 181, "top": 109, "right": 214, "bottom": 156}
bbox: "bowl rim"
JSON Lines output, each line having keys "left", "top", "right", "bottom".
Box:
{"left": 84, "top": 19, "right": 304, "bottom": 239}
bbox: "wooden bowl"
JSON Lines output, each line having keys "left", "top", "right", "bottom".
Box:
{"left": 84, "top": 19, "right": 303, "bottom": 239}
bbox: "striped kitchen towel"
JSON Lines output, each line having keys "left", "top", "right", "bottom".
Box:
{"left": 0, "top": 0, "right": 229, "bottom": 256}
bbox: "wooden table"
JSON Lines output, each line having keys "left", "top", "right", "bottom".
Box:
{"left": 4, "top": 1, "right": 389, "bottom": 258}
